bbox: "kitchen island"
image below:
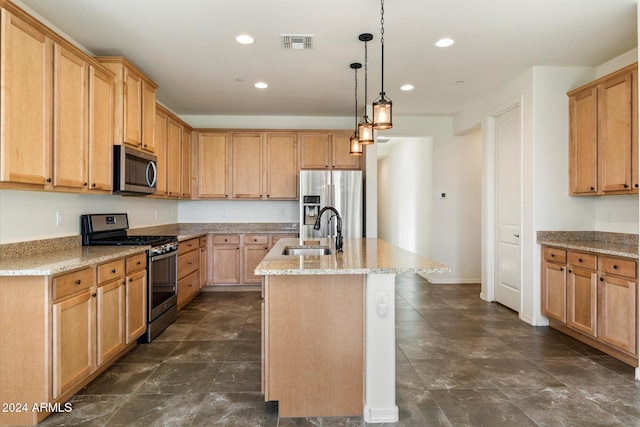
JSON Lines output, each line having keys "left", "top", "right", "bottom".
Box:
{"left": 255, "top": 238, "right": 449, "bottom": 423}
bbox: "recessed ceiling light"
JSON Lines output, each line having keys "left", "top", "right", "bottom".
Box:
{"left": 235, "top": 34, "right": 254, "bottom": 45}
{"left": 400, "top": 84, "right": 414, "bottom": 91}
{"left": 435, "top": 38, "right": 455, "bottom": 48}
{"left": 254, "top": 82, "right": 268, "bottom": 89}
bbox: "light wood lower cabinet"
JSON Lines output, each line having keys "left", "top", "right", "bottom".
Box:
{"left": 541, "top": 245, "right": 638, "bottom": 366}
{"left": 177, "top": 237, "right": 201, "bottom": 309}
{"left": 212, "top": 234, "right": 242, "bottom": 285}
{"left": 96, "top": 278, "right": 125, "bottom": 366}
{"left": 243, "top": 235, "right": 269, "bottom": 284}
{"left": 199, "top": 235, "right": 208, "bottom": 288}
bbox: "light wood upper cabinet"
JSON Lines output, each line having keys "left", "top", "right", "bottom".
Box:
{"left": 182, "top": 128, "right": 192, "bottom": 198}
{"left": 88, "top": 66, "right": 115, "bottom": 191}
{"left": 53, "top": 44, "right": 89, "bottom": 190}
{"left": 166, "top": 116, "right": 182, "bottom": 197}
{"left": 265, "top": 132, "right": 298, "bottom": 199}
{"left": 232, "top": 132, "right": 263, "bottom": 198}
{"left": 300, "top": 133, "right": 331, "bottom": 169}
{"left": 154, "top": 107, "right": 168, "bottom": 196}
{"left": 198, "top": 132, "right": 230, "bottom": 198}
{"left": 0, "top": 8, "right": 53, "bottom": 187}
{"left": 141, "top": 81, "right": 156, "bottom": 153}
{"left": 96, "top": 57, "right": 158, "bottom": 153}
{"left": 331, "top": 132, "right": 362, "bottom": 169}
{"left": 568, "top": 63, "right": 638, "bottom": 195}
{"left": 299, "top": 131, "right": 361, "bottom": 170}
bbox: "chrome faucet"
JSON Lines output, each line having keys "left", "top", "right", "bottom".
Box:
{"left": 313, "top": 206, "right": 343, "bottom": 252}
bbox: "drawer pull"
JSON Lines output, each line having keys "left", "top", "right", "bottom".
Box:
{"left": 600, "top": 277, "right": 604, "bottom": 282}
{"left": 560, "top": 267, "right": 564, "bottom": 271}
{"left": 568, "top": 269, "right": 572, "bottom": 273}
{"left": 137, "top": 261, "right": 141, "bottom": 265}
{"left": 613, "top": 265, "right": 618, "bottom": 270}
{"left": 75, "top": 279, "right": 81, "bottom": 285}
{"left": 111, "top": 269, "right": 117, "bottom": 274}
{"left": 92, "top": 293, "right": 96, "bottom": 298}
{"left": 551, "top": 254, "right": 555, "bottom": 258}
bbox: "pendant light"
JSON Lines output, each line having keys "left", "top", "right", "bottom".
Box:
{"left": 358, "top": 33, "right": 374, "bottom": 145}
{"left": 372, "top": 0, "right": 392, "bottom": 130}
{"left": 349, "top": 62, "right": 364, "bottom": 155}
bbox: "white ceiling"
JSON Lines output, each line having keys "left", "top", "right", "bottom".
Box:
{"left": 18, "top": 0, "right": 638, "bottom": 117}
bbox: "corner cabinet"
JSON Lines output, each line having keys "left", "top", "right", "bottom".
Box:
{"left": 541, "top": 245, "right": 638, "bottom": 366}
{"left": 568, "top": 63, "right": 638, "bottom": 195}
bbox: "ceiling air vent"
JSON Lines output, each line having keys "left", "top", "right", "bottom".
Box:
{"left": 281, "top": 34, "right": 313, "bottom": 50}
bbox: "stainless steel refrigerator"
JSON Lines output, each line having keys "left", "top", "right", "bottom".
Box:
{"left": 299, "top": 170, "right": 364, "bottom": 240}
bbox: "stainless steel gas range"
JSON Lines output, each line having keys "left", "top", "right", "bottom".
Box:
{"left": 81, "top": 213, "right": 178, "bottom": 342}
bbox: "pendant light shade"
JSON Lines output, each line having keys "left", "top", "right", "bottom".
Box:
{"left": 358, "top": 33, "right": 374, "bottom": 145}
{"left": 349, "top": 62, "right": 363, "bottom": 156}
{"left": 373, "top": 0, "right": 392, "bottom": 130}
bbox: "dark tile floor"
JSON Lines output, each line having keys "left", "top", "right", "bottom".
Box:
{"left": 40, "top": 274, "right": 640, "bottom": 426}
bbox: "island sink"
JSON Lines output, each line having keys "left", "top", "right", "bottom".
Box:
{"left": 281, "top": 246, "right": 332, "bottom": 256}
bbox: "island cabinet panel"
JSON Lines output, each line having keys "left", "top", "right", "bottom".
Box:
{"left": 264, "top": 274, "right": 364, "bottom": 417}
{"left": 0, "top": 8, "right": 53, "bottom": 188}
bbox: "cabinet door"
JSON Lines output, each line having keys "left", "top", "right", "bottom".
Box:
{"left": 597, "top": 274, "right": 637, "bottom": 355}
{"left": 141, "top": 81, "right": 156, "bottom": 153}
{"left": 53, "top": 44, "right": 88, "bottom": 189}
{"left": 123, "top": 68, "right": 142, "bottom": 147}
{"left": 300, "top": 133, "right": 330, "bottom": 169}
{"left": 166, "top": 117, "right": 182, "bottom": 197}
{"left": 198, "top": 132, "right": 229, "bottom": 198}
{"left": 541, "top": 260, "right": 566, "bottom": 323}
{"left": 52, "top": 290, "right": 95, "bottom": 399}
{"left": 632, "top": 69, "right": 638, "bottom": 191}
{"left": 125, "top": 270, "right": 147, "bottom": 344}
{"left": 0, "top": 9, "right": 53, "bottom": 186}
{"left": 96, "top": 279, "right": 125, "bottom": 366}
{"left": 598, "top": 72, "right": 633, "bottom": 193}
{"left": 212, "top": 246, "right": 241, "bottom": 284}
{"left": 567, "top": 267, "right": 597, "bottom": 336}
{"left": 178, "top": 270, "right": 198, "bottom": 309}
{"left": 199, "top": 246, "right": 208, "bottom": 288}
{"left": 265, "top": 132, "right": 298, "bottom": 199}
{"left": 154, "top": 108, "right": 168, "bottom": 196}
{"left": 332, "top": 132, "right": 361, "bottom": 169}
{"left": 232, "top": 132, "right": 263, "bottom": 199}
{"left": 244, "top": 245, "right": 269, "bottom": 284}
{"left": 88, "top": 65, "right": 114, "bottom": 191}
{"left": 181, "top": 127, "right": 192, "bottom": 198}
{"left": 568, "top": 87, "right": 598, "bottom": 194}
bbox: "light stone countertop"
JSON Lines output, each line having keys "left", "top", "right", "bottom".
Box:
{"left": 0, "top": 246, "right": 148, "bottom": 276}
{"left": 537, "top": 231, "right": 638, "bottom": 259}
{"left": 255, "top": 238, "right": 451, "bottom": 276}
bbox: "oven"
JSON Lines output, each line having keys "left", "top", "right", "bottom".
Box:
{"left": 145, "top": 243, "right": 178, "bottom": 342}
{"left": 81, "top": 213, "right": 178, "bottom": 343}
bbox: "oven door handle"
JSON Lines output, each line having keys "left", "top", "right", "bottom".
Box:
{"left": 149, "top": 250, "right": 177, "bottom": 262}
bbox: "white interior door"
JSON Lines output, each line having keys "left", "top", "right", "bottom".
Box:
{"left": 495, "top": 105, "right": 521, "bottom": 312}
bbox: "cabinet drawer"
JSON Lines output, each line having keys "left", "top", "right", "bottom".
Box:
{"left": 52, "top": 268, "right": 95, "bottom": 301}
{"left": 245, "top": 235, "right": 269, "bottom": 245}
{"left": 568, "top": 252, "right": 597, "bottom": 270}
{"left": 213, "top": 234, "right": 241, "bottom": 245}
{"left": 178, "top": 270, "right": 199, "bottom": 302}
{"left": 97, "top": 259, "right": 125, "bottom": 284}
{"left": 199, "top": 235, "right": 208, "bottom": 248}
{"left": 126, "top": 253, "right": 147, "bottom": 274}
{"left": 543, "top": 247, "right": 566, "bottom": 263}
{"left": 178, "top": 249, "right": 199, "bottom": 278}
{"left": 600, "top": 256, "right": 637, "bottom": 279}
{"left": 179, "top": 237, "right": 199, "bottom": 254}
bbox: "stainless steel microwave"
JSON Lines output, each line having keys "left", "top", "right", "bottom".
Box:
{"left": 113, "top": 145, "right": 157, "bottom": 195}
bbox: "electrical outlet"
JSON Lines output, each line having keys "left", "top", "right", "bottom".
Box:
{"left": 56, "top": 210, "right": 64, "bottom": 227}
{"left": 154, "top": 209, "right": 158, "bottom": 219}
{"left": 279, "top": 209, "right": 285, "bottom": 217}
{"left": 376, "top": 291, "right": 388, "bottom": 305}
{"left": 222, "top": 209, "right": 229, "bottom": 217}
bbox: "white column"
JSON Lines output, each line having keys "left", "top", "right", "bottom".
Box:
{"left": 364, "top": 273, "right": 399, "bottom": 423}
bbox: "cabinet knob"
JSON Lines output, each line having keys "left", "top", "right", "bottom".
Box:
{"left": 92, "top": 183, "right": 96, "bottom": 188}
{"left": 624, "top": 184, "right": 629, "bottom": 189}
{"left": 560, "top": 267, "right": 564, "bottom": 271}
{"left": 590, "top": 187, "right": 595, "bottom": 191}
{"left": 92, "top": 293, "right": 97, "bottom": 298}
{"left": 600, "top": 277, "right": 604, "bottom": 282}
{"left": 83, "top": 182, "right": 88, "bottom": 187}
{"left": 75, "top": 279, "right": 82, "bottom": 285}
{"left": 111, "top": 269, "right": 117, "bottom": 274}
{"left": 635, "top": 184, "right": 638, "bottom": 188}
{"left": 613, "top": 265, "right": 618, "bottom": 270}
{"left": 551, "top": 254, "right": 555, "bottom": 258}
{"left": 137, "top": 261, "right": 141, "bottom": 265}
{"left": 568, "top": 269, "right": 572, "bottom": 273}
{"left": 129, "top": 277, "right": 133, "bottom": 283}
{"left": 578, "top": 258, "right": 582, "bottom": 263}
{"left": 46, "top": 178, "right": 52, "bottom": 183}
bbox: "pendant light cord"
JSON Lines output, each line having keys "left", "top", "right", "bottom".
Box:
{"left": 354, "top": 66, "right": 358, "bottom": 132}
{"left": 380, "top": 0, "right": 385, "bottom": 94}
{"left": 364, "top": 40, "right": 368, "bottom": 113}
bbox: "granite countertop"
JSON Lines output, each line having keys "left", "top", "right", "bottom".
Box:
{"left": 537, "top": 231, "right": 638, "bottom": 259}
{"left": 0, "top": 245, "right": 148, "bottom": 276}
{"left": 255, "top": 238, "right": 451, "bottom": 276}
